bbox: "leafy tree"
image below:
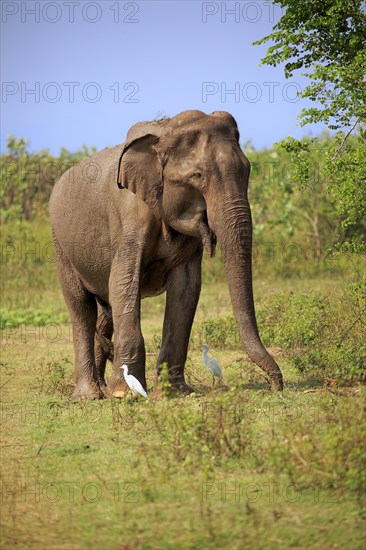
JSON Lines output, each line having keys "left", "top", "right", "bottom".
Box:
{"left": 254, "top": 0, "right": 366, "bottom": 128}
{"left": 254, "top": 0, "right": 366, "bottom": 253}
{"left": 249, "top": 135, "right": 340, "bottom": 267}
{"left": 0, "top": 136, "right": 95, "bottom": 221}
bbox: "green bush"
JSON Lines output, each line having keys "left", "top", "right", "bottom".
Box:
{"left": 201, "top": 316, "right": 237, "bottom": 348}
{"left": 257, "top": 292, "right": 328, "bottom": 349}
{"left": 257, "top": 290, "right": 365, "bottom": 384}
{"left": 0, "top": 136, "right": 95, "bottom": 222}
{"left": 0, "top": 307, "right": 69, "bottom": 328}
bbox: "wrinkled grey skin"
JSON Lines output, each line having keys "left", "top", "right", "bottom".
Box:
{"left": 49, "top": 110, "right": 283, "bottom": 400}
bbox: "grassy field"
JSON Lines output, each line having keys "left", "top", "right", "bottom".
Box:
{"left": 1, "top": 221, "right": 365, "bottom": 549}
{"left": 1, "top": 254, "right": 365, "bottom": 549}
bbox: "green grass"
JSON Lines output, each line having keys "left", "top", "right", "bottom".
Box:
{"left": 1, "top": 219, "right": 365, "bottom": 548}
{"left": 1, "top": 284, "right": 365, "bottom": 549}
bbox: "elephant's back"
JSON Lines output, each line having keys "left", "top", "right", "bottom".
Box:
{"left": 50, "top": 145, "right": 123, "bottom": 209}
{"left": 49, "top": 144, "right": 125, "bottom": 232}
{"left": 49, "top": 144, "right": 125, "bottom": 266}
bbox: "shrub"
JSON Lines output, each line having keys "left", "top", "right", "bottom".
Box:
{"left": 257, "top": 291, "right": 365, "bottom": 384}
{"left": 257, "top": 292, "right": 328, "bottom": 350}
{"left": 0, "top": 307, "right": 69, "bottom": 328}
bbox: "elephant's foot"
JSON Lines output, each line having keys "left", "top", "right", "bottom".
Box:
{"left": 107, "top": 373, "right": 131, "bottom": 398}
{"left": 169, "top": 378, "right": 194, "bottom": 396}
{"left": 109, "top": 385, "right": 130, "bottom": 398}
{"left": 71, "top": 380, "right": 105, "bottom": 401}
{"left": 98, "top": 379, "right": 109, "bottom": 397}
{"left": 270, "top": 372, "right": 284, "bottom": 392}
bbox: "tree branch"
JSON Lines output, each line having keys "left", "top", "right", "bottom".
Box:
{"left": 330, "top": 117, "right": 361, "bottom": 160}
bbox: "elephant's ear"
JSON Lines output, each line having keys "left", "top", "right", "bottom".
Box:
{"left": 116, "top": 134, "right": 162, "bottom": 208}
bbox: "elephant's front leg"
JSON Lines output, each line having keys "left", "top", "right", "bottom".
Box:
{"left": 107, "top": 253, "right": 146, "bottom": 398}
{"left": 157, "top": 247, "right": 202, "bottom": 393}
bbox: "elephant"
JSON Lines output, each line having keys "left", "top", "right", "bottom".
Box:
{"left": 49, "top": 110, "right": 283, "bottom": 400}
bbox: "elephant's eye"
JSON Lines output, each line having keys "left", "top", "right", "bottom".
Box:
{"left": 191, "top": 172, "right": 202, "bottom": 179}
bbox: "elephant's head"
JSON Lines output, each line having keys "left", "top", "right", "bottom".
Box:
{"left": 117, "top": 110, "right": 283, "bottom": 390}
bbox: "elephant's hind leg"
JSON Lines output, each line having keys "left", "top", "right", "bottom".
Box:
{"left": 53, "top": 237, "right": 104, "bottom": 400}
{"left": 95, "top": 303, "right": 114, "bottom": 389}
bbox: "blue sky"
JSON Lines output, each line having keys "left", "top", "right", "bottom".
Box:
{"left": 1, "top": 0, "right": 326, "bottom": 154}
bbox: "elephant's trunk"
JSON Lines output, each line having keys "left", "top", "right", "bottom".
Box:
{"left": 208, "top": 194, "right": 283, "bottom": 390}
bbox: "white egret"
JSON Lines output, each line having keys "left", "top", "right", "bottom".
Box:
{"left": 202, "top": 344, "right": 223, "bottom": 386}
{"left": 121, "top": 364, "right": 148, "bottom": 398}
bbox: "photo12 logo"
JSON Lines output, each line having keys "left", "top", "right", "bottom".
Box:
{"left": 1, "top": 401, "right": 103, "bottom": 423}
{"left": 1, "top": 2, "right": 140, "bottom": 24}
{"left": 201, "top": 2, "right": 283, "bottom": 24}
{"left": 202, "top": 81, "right": 302, "bottom": 104}
{"left": 2, "top": 81, "right": 140, "bottom": 104}
{"left": 201, "top": 482, "right": 339, "bottom": 504}
{"left": 1, "top": 481, "right": 140, "bottom": 503}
